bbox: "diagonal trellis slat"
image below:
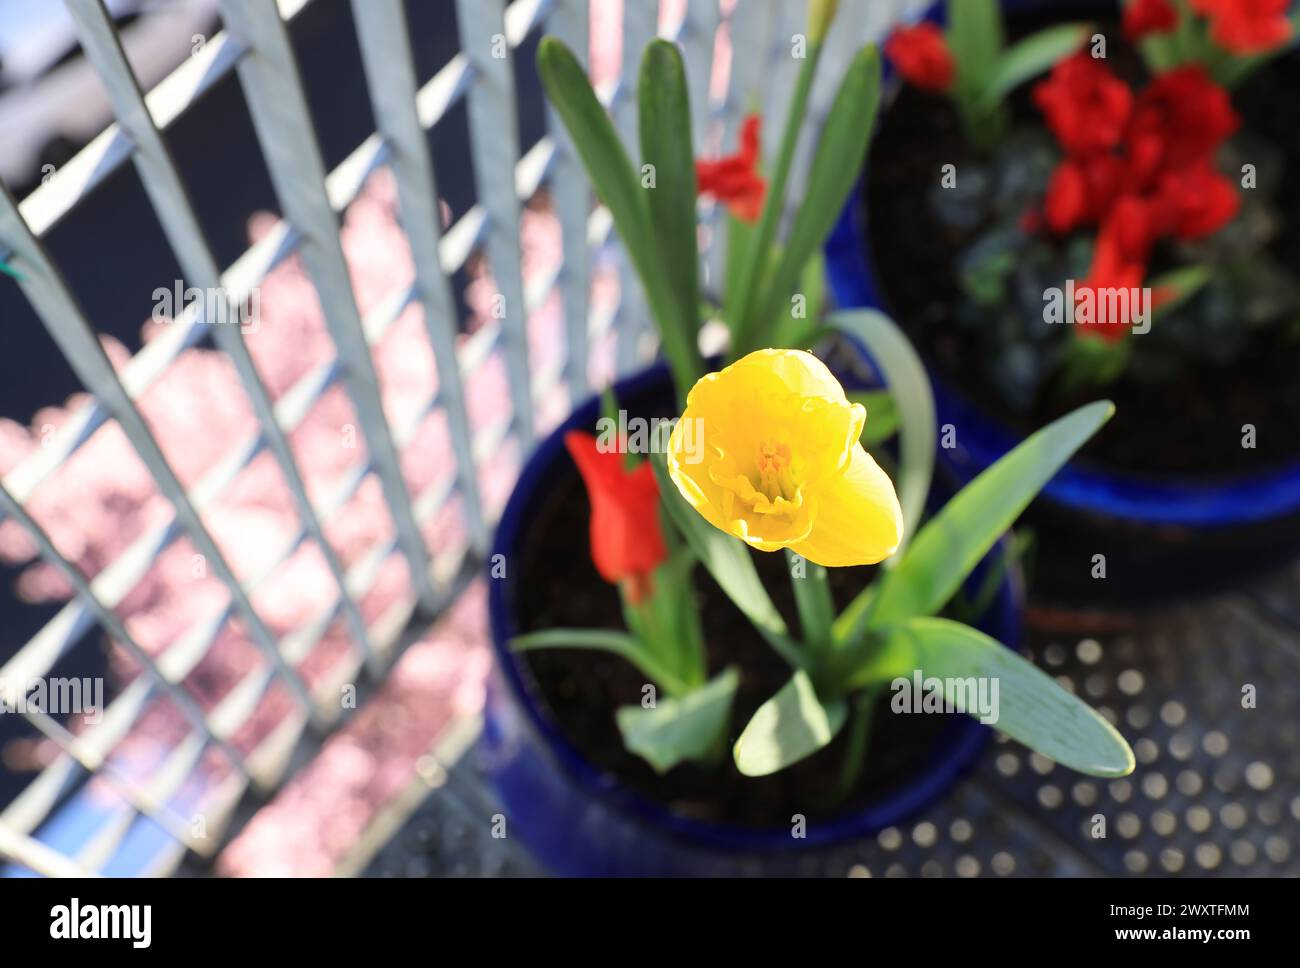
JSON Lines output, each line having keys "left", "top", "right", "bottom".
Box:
{"left": 216, "top": 0, "right": 439, "bottom": 613}
{"left": 611, "top": 0, "right": 658, "bottom": 376}
{"left": 454, "top": 0, "right": 537, "bottom": 449}
{"left": 349, "top": 0, "right": 490, "bottom": 559}
{"left": 543, "top": 0, "right": 592, "bottom": 405}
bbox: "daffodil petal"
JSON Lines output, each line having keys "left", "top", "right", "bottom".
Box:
{"left": 733, "top": 349, "right": 849, "bottom": 407}
{"left": 789, "top": 444, "right": 904, "bottom": 567}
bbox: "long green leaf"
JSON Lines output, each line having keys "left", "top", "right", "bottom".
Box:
{"left": 975, "top": 23, "right": 1091, "bottom": 115}
{"left": 744, "top": 45, "right": 883, "bottom": 354}
{"left": 733, "top": 670, "right": 847, "bottom": 776}
{"left": 852, "top": 618, "right": 1133, "bottom": 777}
{"left": 828, "top": 309, "right": 935, "bottom": 553}
{"left": 512, "top": 628, "right": 690, "bottom": 695}
{"left": 650, "top": 454, "right": 803, "bottom": 668}
{"left": 948, "top": 0, "right": 1005, "bottom": 97}
{"left": 858, "top": 400, "right": 1114, "bottom": 633}
{"left": 723, "top": 212, "right": 755, "bottom": 334}
{"left": 537, "top": 38, "right": 700, "bottom": 397}
{"left": 616, "top": 667, "right": 739, "bottom": 773}
{"left": 770, "top": 250, "right": 827, "bottom": 348}
{"left": 1150, "top": 264, "right": 1212, "bottom": 320}
{"left": 639, "top": 40, "right": 704, "bottom": 389}
{"left": 728, "top": 36, "right": 823, "bottom": 356}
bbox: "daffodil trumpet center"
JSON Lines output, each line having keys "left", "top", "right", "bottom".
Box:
{"left": 754, "top": 440, "right": 798, "bottom": 504}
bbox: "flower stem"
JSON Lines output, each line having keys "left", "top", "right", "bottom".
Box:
{"left": 787, "top": 550, "right": 835, "bottom": 662}
{"left": 824, "top": 686, "right": 881, "bottom": 807}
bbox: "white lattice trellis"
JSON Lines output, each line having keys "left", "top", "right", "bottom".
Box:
{"left": 0, "top": 0, "right": 924, "bottom": 877}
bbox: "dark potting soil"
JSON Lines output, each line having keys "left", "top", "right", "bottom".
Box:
{"left": 864, "top": 12, "right": 1300, "bottom": 477}
{"left": 513, "top": 468, "right": 953, "bottom": 830}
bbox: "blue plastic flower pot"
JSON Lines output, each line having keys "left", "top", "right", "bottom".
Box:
{"left": 825, "top": 0, "right": 1300, "bottom": 606}
{"left": 483, "top": 359, "right": 1024, "bottom": 876}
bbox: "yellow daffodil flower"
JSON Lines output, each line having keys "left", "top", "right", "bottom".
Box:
{"left": 667, "top": 349, "right": 904, "bottom": 567}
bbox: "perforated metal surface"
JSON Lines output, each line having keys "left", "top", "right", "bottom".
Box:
{"left": 364, "top": 575, "right": 1300, "bottom": 877}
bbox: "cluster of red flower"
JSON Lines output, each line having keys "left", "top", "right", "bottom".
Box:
{"left": 1033, "top": 53, "right": 1240, "bottom": 339}
{"left": 885, "top": 2, "right": 1295, "bottom": 342}
{"left": 1126, "top": 0, "right": 1294, "bottom": 53}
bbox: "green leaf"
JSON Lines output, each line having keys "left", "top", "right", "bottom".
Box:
{"left": 650, "top": 454, "right": 804, "bottom": 669}
{"left": 851, "top": 618, "right": 1134, "bottom": 777}
{"left": 947, "top": 528, "right": 1033, "bottom": 627}
{"left": 848, "top": 390, "right": 900, "bottom": 446}
{"left": 1140, "top": 34, "right": 1180, "bottom": 73}
{"left": 1138, "top": 0, "right": 1182, "bottom": 74}
{"left": 733, "top": 670, "right": 847, "bottom": 776}
{"left": 770, "top": 250, "right": 827, "bottom": 348}
{"left": 1057, "top": 334, "right": 1131, "bottom": 396}
{"left": 859, "top": 400, "right": 1115, "bottom": 632}
{"left": 511, "top": 628, "right": 690, "bottom": 695}
{"left": 729, "top": 38, "right": 823, "bottom": 356}
{"left": 743, "top": 45, "right": 883, "bottom": 354}
{"left": 638, "top": 40, "right": 704, "bottom": 386}
{"left": 616, "top": 667, "right": 739, "bottom": 773}
{"left": 974, "top": 24, "right": 1091, "bottom": 116}
{"left": 1150, "top": 264, "right": 1212, "bottom": 319}
{"left": 723, "top": 212, "right": 755, "bottom": 338}
{"left": 537, "top": 38, "right": 700, "bottom": 398}
{"left": 948, "top": 0, "right": 1005, "bottom": 99}
{"left": 827, "top": 309, "right": 935, "bottom": 554}
{"left": 632, "top": 547, "right": 708, "bottom": 690}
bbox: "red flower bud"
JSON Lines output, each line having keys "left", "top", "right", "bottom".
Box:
{"left": 564, "top": 431, "right": 667, "bottom": 601}
{"left": 885, "top": 23, "right": 956, "bottom": 92}
{"left": 1124, "top": 0, "right": 1178, "bottom": 41}
{"left": 1193, "top": 0, "right": 1294, "bottom": 54}
{"left": 1075, "top": 217, "right": 1150, "bottom": 343}
{"left": 696, "top": 114, "right": 767, "bottom": 222}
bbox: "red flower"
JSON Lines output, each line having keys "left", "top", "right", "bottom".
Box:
{"left": 1127, "top": 66, "right": 1239, "bottom": 171}
{"left": 885, "top": 23, "right": 956, "bottom": 92}
{"left": 1193, "top": 0, "right": 1294, "bottom": 54}
{"left": 1034, "top": 53, "right": 1134, "bottom": 156}
{"left": 1044, "top": 161, "right": 1089, "bottom": 234}
{"left": 1124, "top": 0, "right": 1178, "bottom": 41}
{"left": 564, "top": 431, "right": 667, "bottom": 602}
{"left": 1075, "top": 217, "right": 1150, "bottom": 343}
{"left": 1043, "top": 154, "right": 1126, "bottom": 234}
{"left": 696, "top": 114, "right": 766, "bottom": 222}
{"left": 1154, "top": 162, "right": 1241, "bottom": 240}
{"left": 1108, "top": 194, "right": 1159, "bottom": 263}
